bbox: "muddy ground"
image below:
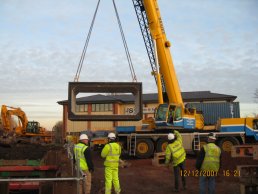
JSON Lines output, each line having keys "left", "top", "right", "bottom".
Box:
{"left": 91, "top": 151, "right": 257, "bottom": 194}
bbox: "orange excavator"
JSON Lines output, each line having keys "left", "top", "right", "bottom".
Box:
{"left": 0, "top": 105, "right": 52, "bottom": 145}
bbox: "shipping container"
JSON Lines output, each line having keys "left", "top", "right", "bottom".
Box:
{"left": 185, "top": 102, "right": 240, "bottom": 125}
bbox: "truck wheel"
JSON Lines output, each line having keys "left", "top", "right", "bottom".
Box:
{"left": 156, "top": 138, "right": 168, "bottom": 152}
{"left": 136, "top": 139, "right": 154, "bottom": 159}
{"left": 218, "top": 137, "right": 240, "bottom": 152}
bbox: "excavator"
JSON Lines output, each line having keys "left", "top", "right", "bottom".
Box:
{"left": 0, "top": 105, "right": 52, "bottom": 145}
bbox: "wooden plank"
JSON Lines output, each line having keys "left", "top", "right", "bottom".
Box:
{"left": 240, "top": 183, "right": 258, "bottom": 194}
{"left": 231, "top": 145, "right": 258, "bottom": 159}
{"left": 237, "top": 165, "right": 258, "bottom": 185}
{"left": 152, "top": 152, "right": 166, "bottom": 167}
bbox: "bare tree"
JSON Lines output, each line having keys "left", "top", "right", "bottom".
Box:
{"left": 52, "top": 121, "right": 63, "bottom": 144}
{"left": 255, "top": 89, "right": 258, "bottom": 103}
{"left": 254, "top": 89, "right": 258, "bottom": 117}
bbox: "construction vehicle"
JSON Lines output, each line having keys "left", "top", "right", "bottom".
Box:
{"left": 67, "top": 0, "right": 258, "bottom": 158}
{"left": 0, "top": 105, "right": 52, "bottom": 144}
{"left": 134, "top": 0, "right": 204, "bottom": 131}
{"left": 0, "top": 110, "right": 76, "bottom": 193}
{"left": 115, "top": 0, "right": 258, "bottom": 157}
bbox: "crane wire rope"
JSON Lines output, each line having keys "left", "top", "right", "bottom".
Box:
{"left": 74, "top": 0, "right": 137, "bottom": 82}
{"left": 74, "top": 0, "right": 101, "bottom": 82}
{"left": 112, "top": 0, "right": 137, "bottom": 82}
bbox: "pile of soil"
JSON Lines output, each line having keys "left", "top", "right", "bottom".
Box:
{"left": 0, "top": 144, "right": 61, "bottom": 160}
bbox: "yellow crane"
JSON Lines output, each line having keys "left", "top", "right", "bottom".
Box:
{"left": 135, "top": 0, "right": 204, "bottom": 130}
{"left": 67, "top": 0, "right": 257, "bottom": 157}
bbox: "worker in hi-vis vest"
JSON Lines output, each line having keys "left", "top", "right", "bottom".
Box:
{"left": 165, "top": 130, "right": 186, "bottom": 192}
{"left": 74, "top": 134, "right": 94, "bottom": 194}
{"left": 101, "top": 132, "right": 121, "bottom": 194}
{"left": 196, "top": 133, "right": 221, "bottom": 194}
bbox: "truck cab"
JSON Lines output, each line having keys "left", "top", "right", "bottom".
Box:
{"left": 219, "top": 118, "right": 258, "bottom": 141}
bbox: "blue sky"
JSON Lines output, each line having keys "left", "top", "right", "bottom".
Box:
{"left": 0, "top": 0, "right": 258, "bottom": 130}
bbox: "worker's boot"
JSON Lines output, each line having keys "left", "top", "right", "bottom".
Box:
{"left": 183, "top": 183, "right": 187, "bottom": 190}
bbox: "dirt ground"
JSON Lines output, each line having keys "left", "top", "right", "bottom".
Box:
{"left": 91, "top": 151, "right": 257, "bottom": 194}
{"left": 2, "top": 145, "right": 257, "bottom": 194}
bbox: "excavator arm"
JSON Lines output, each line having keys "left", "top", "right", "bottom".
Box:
{"left": 1, "top": 105, "right": 28, "bottom": 135}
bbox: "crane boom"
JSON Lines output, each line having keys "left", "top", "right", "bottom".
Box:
{"left": 140, "top": 0, "right": 183, "bottom": 106}
{"left": 135, "top": 0, "right": 204, "bottom": 130}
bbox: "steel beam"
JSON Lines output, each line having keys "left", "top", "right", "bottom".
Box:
{"left": 68, "top": 82, "right": 142, "bottom": 121}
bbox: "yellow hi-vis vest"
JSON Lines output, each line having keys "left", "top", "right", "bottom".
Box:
{"left": 74, "top": 143, "right": 88, "bottom": 171}
{"left": 103, "top": 143, "right": 121, "bottom": 168}
{"left": 167, "top": 140, "right": 186, "bottom": 166}
{"left": 201, "top": 143, "right": 221, "bottom": 172}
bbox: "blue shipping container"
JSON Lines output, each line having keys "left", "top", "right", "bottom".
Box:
{"left": 185, "top": 102, "right": 240, "bottom": 125}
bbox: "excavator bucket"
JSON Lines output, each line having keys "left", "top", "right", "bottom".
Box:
{"left": 68, "top": 82, "right": 142, "bottom": 121}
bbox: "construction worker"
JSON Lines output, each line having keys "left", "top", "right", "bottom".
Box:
{"left": 165, "top": 130, "right": 186, "bottom": 192}
{"left": 74, "top": 134, "right": 94, "bottom": 194}
{"left": 196, "top": 133, "right": 221, "bottom": 194}
{"left": 101, "top": 132, "right": 121, "bottom": 194}
{"left": 168, "top": 106, "right": 176, "bottom": 124}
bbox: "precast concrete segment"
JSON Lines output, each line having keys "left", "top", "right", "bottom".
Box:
{"left": 68, "top": 82, "right": 142, "bottom": 121}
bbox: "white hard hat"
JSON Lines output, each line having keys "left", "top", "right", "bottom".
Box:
{"left": 168, "top": 133, "right": 175, "bottom": 140}
{"left": 108, "top": 132, "right": 116, "bottom": 139}
{"left": 208, "top": 133, "right": 216, "bottom": 140}
{"left": 79, "top": 134, "right": 89, "bottom": 140}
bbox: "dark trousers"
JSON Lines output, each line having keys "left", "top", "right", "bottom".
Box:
{"left": 173, "top": 161, "right": 186, "bottom": 190}
{"left": 199, "top": 176, "right": 215, "bottom": 194}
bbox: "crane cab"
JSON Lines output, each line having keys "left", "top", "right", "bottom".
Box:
{"left": 154, "top": 103, "right": 202, "bottom": 130}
